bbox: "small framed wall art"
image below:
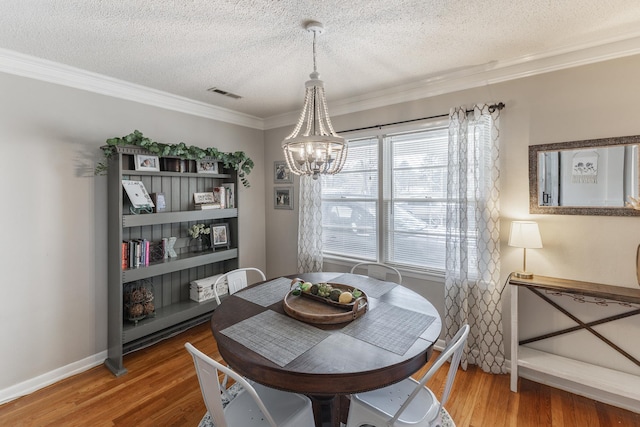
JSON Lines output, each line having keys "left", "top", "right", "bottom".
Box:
{"left": 274, "top": 186, "right": 293, "bottom": 210}
{"left": 211, "top": 223, "right": 230, "bottom": 250}
{"left": 150, "top": 192, "right": 166, "bottom": 213}
{"left": 193, "top": 192, "right": 215, "bottom": 205}
{"left": 196, "top": 160, "right": 219, "bottom": 174}
{"left": 134, "top": 154, "right": 160, "bottom": 172}
{"left": 274, "top": 161, "right": 293, "bottom": 183}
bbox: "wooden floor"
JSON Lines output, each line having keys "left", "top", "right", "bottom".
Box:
{"left": 1, "top": 322, "right": 638, "bottom": 427}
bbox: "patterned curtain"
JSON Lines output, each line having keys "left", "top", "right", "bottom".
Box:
{"left": 445, "top": 104, "right": 505, "bottom": 374}
{"left": 297, "top": 176, "right": 323, "bottom": 273}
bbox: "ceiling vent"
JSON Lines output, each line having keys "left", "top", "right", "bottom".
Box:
{"left": 207, "top": 87, "right": 242, "bottom": 99}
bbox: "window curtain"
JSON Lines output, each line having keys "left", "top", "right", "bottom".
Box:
{"left": 445, "top": 104, "right": 505, "bottom": 374}
{"left": 297, "top": 176, "right": 323, "bottom": 273}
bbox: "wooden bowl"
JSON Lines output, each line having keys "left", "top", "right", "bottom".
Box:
{"left": 283, "top": 282, "right": 368, "bottom": 325}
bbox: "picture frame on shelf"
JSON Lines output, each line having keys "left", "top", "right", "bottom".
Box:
{"left": 193, "top": 191, "right": 220, "bottom": 210}
{"left": 274, "top": 186, "right": 293, "bottom": 210}
{"left": 193, "top": 192, "right": 215, "bottom": 205}
{"left": 274, "top": 161, "right": 293, "bottom": 183}
{"left": 134, "top": 154, "right": 160, "bottom": 172}
{"left": 196, "top": 160, "right": 219, "bottom": 174}
{"left": 150, "top": 192, "right": 166, "bottom": 213}
{"left": 211, "top": 223, "right": 230, "bottom": 250}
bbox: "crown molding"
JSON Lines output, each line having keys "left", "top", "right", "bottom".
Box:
{"left": 264, "top": 34, "right": 640, "bottom": 130}
{"left": 2, "top": 32, "right": 640, "bottom": 133}
{"left": 0, "top": 48, "right": 264, "bottom": 130}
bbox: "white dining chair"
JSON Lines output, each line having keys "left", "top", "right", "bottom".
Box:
{"left": 185, "top": 342, "right": 315, "bottom": 427}
{"left": 350, "top": 262, "right": 402, "bottom": 284}
{"left": 346, "top": 324, "right": 470, "bottom": 427}
{"left": 213, "top": 267, "right": 266, "bottom": 305}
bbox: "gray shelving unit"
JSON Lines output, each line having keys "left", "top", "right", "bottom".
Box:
{"left": 105, "top": 146, "right": 239, "bottom": 376}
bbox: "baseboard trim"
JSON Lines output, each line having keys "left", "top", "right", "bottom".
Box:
{"left": 0, "top": 350, "right": 107, "bottom": 405}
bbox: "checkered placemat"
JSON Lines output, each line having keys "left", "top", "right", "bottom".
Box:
{"left": 330, "top": 273, "right": 398, "bottom": 299}
{"left": 220, "top": 310, "right": 329, "bottom": 367}
{"left": 340, "top": 302, "right": 436, "bottom": 355}
{"left": 234, "top": 277, "right": 292, "bottom": 307}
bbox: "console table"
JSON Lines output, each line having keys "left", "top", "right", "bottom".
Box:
{"left": 509, "top": 274, "right": 640, "bottom": 402}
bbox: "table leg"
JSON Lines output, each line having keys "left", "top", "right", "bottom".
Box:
{"left": 310, "top": 395, "right": 343, "bottom": 427}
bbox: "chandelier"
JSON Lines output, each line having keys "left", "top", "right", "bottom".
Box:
{"left": 282, "top": 21, "right": 347, "bottom": 180}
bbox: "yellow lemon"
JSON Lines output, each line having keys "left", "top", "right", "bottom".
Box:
{"left": 339, "top": 291, "right": 353, "bottom": 304}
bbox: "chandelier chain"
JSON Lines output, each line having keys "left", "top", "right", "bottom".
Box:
{"left": 312, "top": 29, "right": 317, "bottom": 74}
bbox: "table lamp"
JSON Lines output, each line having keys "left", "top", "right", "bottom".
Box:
{"left": 508, "top": 221, "right": 543, "bottom": 279}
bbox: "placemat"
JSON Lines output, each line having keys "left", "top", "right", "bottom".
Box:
{"left": 341, "top": 302, "right": 436, "bottom": 355}
{"left": 220, "top": 310, "right": 329, "bottom": 367}
{"left": 234, "top": 277, "right": 292, "bottom": 307}
{"left": 330, "top": 273, "right": 398, "bottom": 299}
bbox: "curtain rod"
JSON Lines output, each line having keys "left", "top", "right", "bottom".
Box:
{"left": 337, "top": 102, "right": 505, "bottom": 134}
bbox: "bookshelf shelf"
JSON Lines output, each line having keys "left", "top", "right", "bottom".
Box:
{"left": 122, "top": 209, "right": 237, "bottom": 228}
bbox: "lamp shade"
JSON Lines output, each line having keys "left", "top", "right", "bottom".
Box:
{"left": 508, "top": 221, "right": 543, "bottom": 249}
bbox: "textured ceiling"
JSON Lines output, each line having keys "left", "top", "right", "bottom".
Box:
{"left": 1, "top": 1, "right": 640, "bottom": 120}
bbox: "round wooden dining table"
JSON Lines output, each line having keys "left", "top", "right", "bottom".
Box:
{"left": 210, "top": 272, "right": 442, "bottom": 427}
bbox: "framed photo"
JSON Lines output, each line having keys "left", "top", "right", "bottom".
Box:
{"left": 150, "top": 192, "right": 166, "bottom": 213}
{"left": 274, "top": 161, "right": 293, "bottom": 183}
{"left": 274, "top": 186, "right": 293, "bottom": 210}
{"left": 134, "top": 154, "right": 160, "bottom": 172}
{"left": 211, "top": 223, "right": 230, "bottom": 250}
{"left": 196, "top": 160, "right": 219, "bottom": 174}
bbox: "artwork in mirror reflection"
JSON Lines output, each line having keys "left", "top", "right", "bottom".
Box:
{"left": 538, "top": 145, "right": 638, "bottom": 207}
{"left": 530, "top": 135, "right": 640, "bottom": 216}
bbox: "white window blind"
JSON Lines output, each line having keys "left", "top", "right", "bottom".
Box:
{"left": 321, "top": 138, "right": 378, "bottom": 260}
{"left": 384, "top": 128, "right": 449, "bottom": 270}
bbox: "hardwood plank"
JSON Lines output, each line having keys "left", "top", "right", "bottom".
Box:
{"left": 1, "top": 322, "right": 639, "bottom": 426}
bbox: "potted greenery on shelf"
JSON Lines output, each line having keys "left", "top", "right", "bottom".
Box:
{"left": 95, "top": 130, "right": 254, "bottom": 187}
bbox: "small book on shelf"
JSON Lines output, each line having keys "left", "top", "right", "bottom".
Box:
{"left": 213, "top": 187, "right": 226, "bottom": 209}
{"left": 121, "top": 242, "right": 128, "bottom": 270}
{"left": 222, "top": 183, "right": 235, "bottom": 208}
{"left": 122, "top": 239, "right": 154, "bottom": 269}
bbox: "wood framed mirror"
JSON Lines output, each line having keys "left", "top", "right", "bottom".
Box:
{"left": 529, "top": 135, "right": 640, "bottom": 216}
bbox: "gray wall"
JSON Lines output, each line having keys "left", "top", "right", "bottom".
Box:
{"left": 0, "top": 72, "right": 266, "bottom": 393}
{"left": 264, "top": 54, "right": 640, "bottom": 376}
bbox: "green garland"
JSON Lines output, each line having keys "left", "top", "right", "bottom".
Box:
{"left": 95, "top": 130, "right": 254, "bottom": 187}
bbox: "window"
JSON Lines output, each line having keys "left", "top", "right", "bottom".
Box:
{"left": 321, "top": 137, "right": 378, "bottom": 260}
{"left": 321, "top": 125, "right": 451, "bottom": 272}
{"left": 384, "top": 128, "right": 449, "bottom": 270}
